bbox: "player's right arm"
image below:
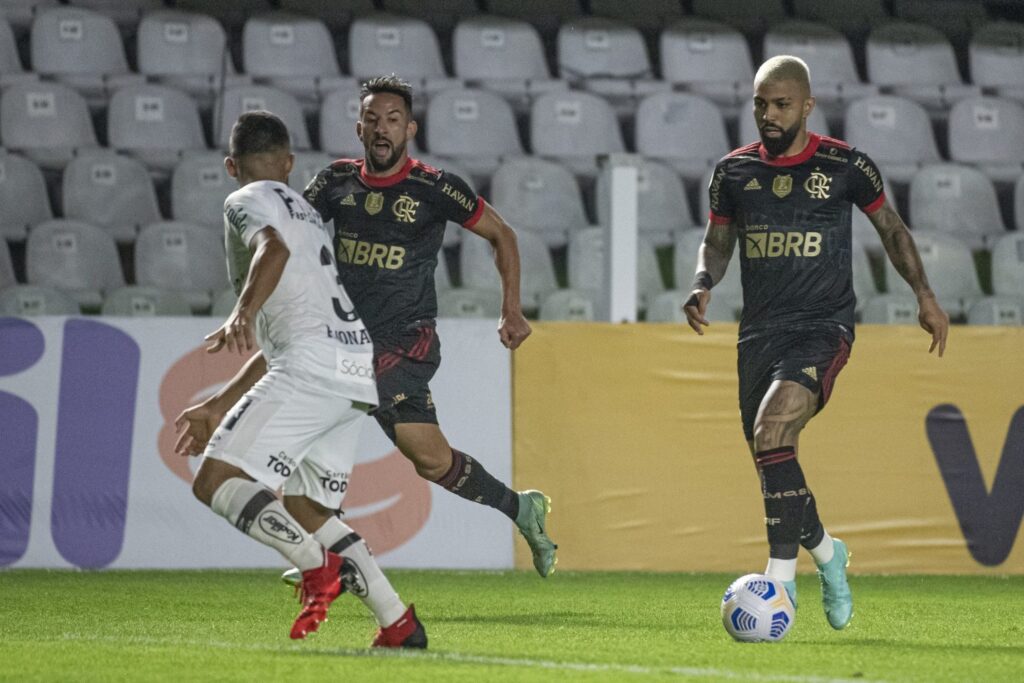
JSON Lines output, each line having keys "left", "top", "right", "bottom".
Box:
{"left": 683, "top": 218, "right": 737, "bottom": 335}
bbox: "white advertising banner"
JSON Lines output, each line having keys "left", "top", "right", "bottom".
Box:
{"left": 0, "top": 316, "right": 513, "bottom": 570}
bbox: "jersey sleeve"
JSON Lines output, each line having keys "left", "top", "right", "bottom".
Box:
{"left": 302, "top": 166, "right": 333, "bottom": 220}
{"left": 707, "top": 160, "right": 734, "bottom": 225}
{"left": 224, "top": 186, "right": 280, "bottom": 248}
{"left": 848, "top": 150, "right": 886, "bottom": 214}
{"left": 436, "top": 170, "right": 485, "bottom": 228}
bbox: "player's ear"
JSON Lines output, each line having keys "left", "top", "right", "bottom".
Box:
{"left": 284, "top": 153, "right": 295, "bottom": 176}
{"left": 224, "top": 156, "right": 238, "bottom": 179}
{"left": 356, "top": 119, "right": 363, "bottom": 139}
{"left": 803, "top": 96, "right": 816, "bottom": 122}
{"left": 407, "top": 117, "right": 418, "bottom": 139}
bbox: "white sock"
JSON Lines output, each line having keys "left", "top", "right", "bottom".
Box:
{"left": 210, "top": 478, "right": 324, "bottom": 572}
{"left": 808, "top": 530, "right": 835, "bottom": 566}
{"left": 765, "top": 557, "right": 797, "bottom": 582}
{"left": 314, "top": 517, "right": 406, "bottom": 627}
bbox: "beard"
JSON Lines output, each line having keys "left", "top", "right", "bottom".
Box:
{"left": 364, "top": 137, "right": 406, "bottom": 173}
{"left": 758, "top": 120, "right": 801, "bottom": 157}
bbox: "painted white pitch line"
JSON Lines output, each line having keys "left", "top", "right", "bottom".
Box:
{"left": 55, "top": 633, "right": 887, "bottom": 683}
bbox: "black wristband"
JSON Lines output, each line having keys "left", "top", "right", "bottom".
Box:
{"left": 692, "top": 270, "right": 713, "bottom": 291}
{"left": 684, "top": 293, "right": 700, "bottom": 309}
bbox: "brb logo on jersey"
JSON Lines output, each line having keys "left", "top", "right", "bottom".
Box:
{"left": 745, "top": 226, "right": 822, "bottom": 259}
{"left": 338, "top": 237, "right": 406, "bottom": 270}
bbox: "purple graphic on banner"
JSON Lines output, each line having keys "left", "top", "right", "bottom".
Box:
{"left": 0, "top": 318, "right": 44, "bottom": 566}
{"left": 51, "top": 320, "right": 140, "bottom": 568}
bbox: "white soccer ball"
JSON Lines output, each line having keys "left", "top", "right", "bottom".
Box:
{"left": 720, "top": 573, "right": 795, "bottom": 642}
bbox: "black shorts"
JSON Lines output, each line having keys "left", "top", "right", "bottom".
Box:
{"left": 737, "top": 324, "right": 853, "bottom": 441}
{"left": 371, "top": 322, "right": 441, "bottom": 443}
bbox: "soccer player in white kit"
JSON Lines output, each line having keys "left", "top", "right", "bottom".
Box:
{"left": 175, "top": 111, "right": 425, "bottom": 646}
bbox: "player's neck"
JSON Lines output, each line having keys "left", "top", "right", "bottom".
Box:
{"left": 778, "top": 130, "right": 811, "bottom": 158}
{"left": 364, "top": 154, "right": 411, "bottom": 178}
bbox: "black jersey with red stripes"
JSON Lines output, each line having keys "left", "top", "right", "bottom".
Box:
{"left": 707, "top": 132, "right": 886, "bottom": 340}
{"left": 304, "top": 157, "right": 484, "bottom": 339}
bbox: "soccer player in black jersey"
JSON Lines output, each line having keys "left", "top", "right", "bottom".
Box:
{"left": 683, "top": 56, "right": 949, "bottom": 629}
{"left": 303, "top": 75, "right": 557, "bottom": 577}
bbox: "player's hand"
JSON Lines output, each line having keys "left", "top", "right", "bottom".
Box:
{"left": 498, "top": 310, "right": 532, "bottom": 350}
{"left": 918, "top": 294, "right": 949, "bottom": 357}
{"left": 173, "top": 402, "right": 225, "bottom": 457}
{"left": 205, "top": 308, "right": 256, "bottom": 355}
{"left": 682, "top": 289, "right": 711, "bottom": 335}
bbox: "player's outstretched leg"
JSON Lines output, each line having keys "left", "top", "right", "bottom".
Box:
{"left": 372, "top": 604, "right": 427, "bottom": 648}
{"left": 781, "top": 580, "right": 798, "bottom": 610}
{"left": 816, "top": 538, "right": 852, "bottom": 629}
{"left": 290, "top": 550, "right": 346, "bottom": 639}
{"left": 515, "top": 490, "right": 558, "bottom": 577}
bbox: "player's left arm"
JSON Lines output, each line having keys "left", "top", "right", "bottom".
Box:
{"left": 467, "top": 202, "right": 532, "bottom": 350}
{"left": 867, "top": 199, "right": 949, "bottom": 356}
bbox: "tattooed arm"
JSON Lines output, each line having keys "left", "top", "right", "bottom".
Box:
{"left": 683, "top": 219, "right": 737, "bottom": 335}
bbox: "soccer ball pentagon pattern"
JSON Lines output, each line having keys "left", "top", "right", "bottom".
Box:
{"left": 721, "top": 573, "right": 795, "bottom": 642}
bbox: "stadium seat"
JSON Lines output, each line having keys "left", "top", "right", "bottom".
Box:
{"left": 568, "top": 227, "right": 664, "bottom": 311}
{"left": 0, "top": 81, "right": 99, "bottom": 170}
{"left": 460, "top": 227, "right": 558, "bottom": 312}
{"left": 893, "top": 0, "right": 989, "bottom": 46}
{"left": 1016, "top": 174, "right": 1024, "bottom": 231}
{"left": 692, "top": 0, "right": 786, "bottom": 37}
{"left": 865, "top": 21, "right": 980, "bottom": 110}
{"left": 101, "top": 285, "right": 193, "bottom": 317}
{"left": 210, "top": 287, "right": 236, "bottom": 317}
{"left": 636, "top": 93, "right": 731, "bottom": 182}
{"left": 966, "top": 296, "right": 1022, "bottom": 326}
{"left": 673, "top": 227, "right": 743, "bottom": 321}
{"left": 174, "top": 0, "right": 272, "bottom": 30}
{"left": 278, "top": 0, "right": 376, "bottom": 30}
{"left": 594, "top": 158, "right": 695, "bottom": 247}
{"left": 0, "top": 238, "right": 15, "bottom": 289}
{"left": 288, "top": 151, "right": 334, "bottom": 195}
{"left": 556, "top": 17, "right": 668, "bottom": 117}
{"left": 0, "top": 15, "right": 37, "bottom": 87}
{"left": 213, "top": 86, "right": 311, "bottom": 151}
{"left": 647, "top": 288, "right": 737, "bottom": 323}
{"left": 850, "top": 239, "right": 879, "bottom": 313}
{"left": 970, "top": 22, "right": 1024, "bottom": 102}
{"left": 0, "top": 151, "right": 52, "bottom": 241}
{"left": 170, "top": 152, "right": 231, "bottom": 228}
{"left": 990, "top": 232, "right": 1024, "bottom": 299}
{"left": 29, "top": 6, "right": 144, "bottom": 105}
{"left": 436, "top": 287, "right": 503, "bottom": 319}
{"left": 844, "top": 95, "right": 941, "bottom": 184}
{"left": 61, "top": 151, "right": 161, "bottom": 243}
{"left": 380, "top": 0, "right": 479, "bottom": 33}
{"left": 0, "top": 0, "right": 59, "bottom": 33}
{"left": 589, "top": 0, "right": 683, "bottom": 32}
{"left": 538, "top": 288, "right": 596, "bottom": 321}
{"left": 348, "top": 14, "right": 460, "bottom": 99}
{"left": 947, "top": 97, "right": 1024, "bottom": 183}
{"left": 26, "top": 219, "right": 124, "bottom": 309}
{"left": 425, "top": 88, "right": 523, "bottom": 179}
{"left": 67, "top": 0, "right": 163, "bottom": 28}
{"left": 242, "top": 13, "right": 350, "bottom": 109}
{"left": 738, "top": 102, "right": 831, "bottom": 150}
{"left": 416, "top": 155, "right": 477, "bottom": 248}
{"left": 137, "top": 10, "right": 249, "bottom": 105}
{"left": 909, "top": 164, "right": 1007, "bottom": 249}
{"left": 452, "top": 15, "right": 565, "bottom": 113}
{"left": 861, "top": 293, "right": 919, "bottom": 324}
{"left": 134, "top": 221, "right": 229, "bottom": 312}
{"left": 529, "top": 90, "right": 625, "bottom": 177}
{"left": 882, "top": 230, "right": 981, "bottom": 316}
{"left": 660, "top": 18, "right": 754, "bottom": 111}
{"left": 489, "top": 156, "right": 592, "bottom": 248}
{"left": 106, "top": 84, "right": 208, "bottom": 174}
{"left": 487, "top": 0, "right": 583, "bottom": 36}
{"left": 319, "top": 83, "right": 364, "bottom": 158}
{"left": 0, "top": 284, "right": 80, "bottom": 316}
{"left": 791, "top": 0, "right": 888, "bottom": 37}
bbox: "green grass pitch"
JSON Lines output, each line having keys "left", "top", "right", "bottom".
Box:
{"left": 1, "top": 570, "right": 1021, "bottom": 682}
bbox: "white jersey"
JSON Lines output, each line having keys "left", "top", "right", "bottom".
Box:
{"left": 223, "top": 180, "right": 376, "bottom": 405}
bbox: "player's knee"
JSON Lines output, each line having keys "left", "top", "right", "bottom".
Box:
{"left": 752, "top": 420, "right": 799, "bottom": 452}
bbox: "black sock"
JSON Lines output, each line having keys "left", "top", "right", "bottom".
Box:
{"left": 799, "top": 490, "right": 825, "bottom": 550}
{"left": 434, "top": 449, "right": 519, "bottom": 520}
{"left": 756, "top": 447, "right": 807, "bottom": 560}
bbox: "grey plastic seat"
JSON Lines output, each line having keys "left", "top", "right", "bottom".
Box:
{"left": 861, "top": 293, "right": 920, "bottom": 324}
{"left": 210, "top": 287, "right": 236, "bottom": 317}
{"left": 883, "top": 230, "right": 981, "bottom": 316}
{"left": 0, "top": 284, "right": 80, "bottom": 316}
{"left": 844, "top": 95, "right": 940, "bottom": 184}
{"left": 529, "top": 90, "right": 625, "bottom": 177}
{"left": 26, "top": 219, "right": 124, "bottom": 309}
{"left": 0, "top": 237, "right": 15, "bottom": 289}
{"left": 171, "top": 152, "right": 232, "bottom": 228}
{"left": 866, "top": 21, "right": 980, "bottom": 109}
{"left": 134, "top": 221, "right": 228, "bottom": 312}
{"left": 489, "top": 156, "right": 591, "bottom": 247}
{"left": 792, "top": 0, "right": 888, "bottom": 37}
{"left": 30, "top": 6, "right": 144, "bottom": 104}
{"left": 909, "top": 163, "right": 1006, "bottom": 249}
{"left": 1016, "top": 174, "right": 1024, "bottom": 231}
{"left": 966, "top": 296, "right": 1022, "bottom": 326}
{"left": 288, "top": 151, "right": 334, "bottom": 194}
{"left": 137, "top": 10, "right": 249, "bottom": 105}
{"left": 242, "top": 12, "right": 349, "bottom": 108}
{"left": 0, "top": 151, "right": 52, "bottom": 240}
{"left": 213, "top": 85, "right": 310, "bottom": 150}
{"left": 487, "top": 0, "right": 583, "bottom": 36}
{"left": 692, "top": 0, "right": 786, "bottom": 37}
{"left": 380, "top": 0, "right": 478, "bottom": 32}
{"left": 0, "top": 0, "right": 59, "bottom": 32}
{"left": 437, "top": 287, "right": 503, "bottom": 319}
{"left": 539, "top": 288, "right": 595, "bottom": 321}
{"left": 348, "top": 14, "right": 459, "bottom": 98}
{"left": 568, "top": 227, "right": 664, "bottom": 311}
{"left": 738, "top": 102, "right": 831, "bottom": 149}
{"left": 673, "top": 227, "right": 743, "bottom": 321}
{"left": 101, "top": 285, "right": 193, "bottom": 317}
{"left": 970, "top": 22, "right": 1024, "bottom": 102}
{"left": 0, "top": 14, "right": 37, "bottom": 87}
{"left": 319, "top": 83, "right": 366, "bottom": 157}
{"left": 589, "top": 0, "right": 683, "bottom": 32}
{"left": 0, "top": 81, "right": 99, "bottom": 169}
{"left": 595, "top": 158, "right": 695, "bottom": 247}
{"left": 635, "top": 92, "right": 731, "bottom": 182}
{"left": 106, "top": 84, "right": 207, "bottom": 173}
{"left": 990, "top": 232, "right": 1024, "bottom": 299}
{"left": 425, "top": 88, "right": 523, "bottom": 179}
{"left": 660, "top": 18, "right": 754, "bottom": 111}
{"left": 67, "top": 0, "right": 163, "bottom": 27}
{"left": 460, "top": 227, "right": 557, "bottom": 312}
{"left": 61, "top": 151, "right": 161, "bottom": 243}
{"left": 948, "top": 97, "right": 1024, "bottom": 183}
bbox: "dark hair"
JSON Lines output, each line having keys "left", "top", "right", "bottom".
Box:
{"left": 360, "top": 74, "right": 414, "bottom": 114}
{"left": 229, "top": 110, "right": 291, "bottom": 157}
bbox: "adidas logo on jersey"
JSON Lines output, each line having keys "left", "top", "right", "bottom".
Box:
{"left": 340, "top": 193, "right": 356, "bottom": 206}
{"left": 744, "top": 178, "right": 762, "bottom": 191}
{"left": 802, "top": 366, "right": 818, "bottom": 380}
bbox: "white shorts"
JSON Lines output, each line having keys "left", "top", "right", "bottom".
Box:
{"left": 202, "top": 366, "right": 367, "bottom": 510}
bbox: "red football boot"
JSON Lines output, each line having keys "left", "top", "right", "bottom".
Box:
{"left": 371, "top": 604, "right": 427, "bottom": 649}
{"left": 290, "top": 551, "right": 345, "bottom": 640}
